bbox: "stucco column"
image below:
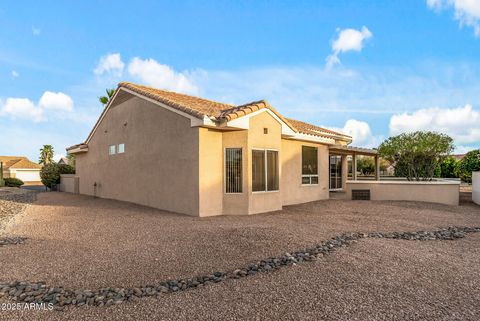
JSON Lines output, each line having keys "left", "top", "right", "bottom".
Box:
{"left": 341, "top": 155, "right": 349, "bottom": 190}
{"left": 352, "top": 153, "right": 357, "bottom": 181}
{"left": 375, "top": 156, "right": 380, "bottom": 181}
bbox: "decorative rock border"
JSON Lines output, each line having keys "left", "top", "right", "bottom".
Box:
{"left": 0, "top": 226, "right": 479, "bottom": 310}
{"left": 0, "top": 236, "right": 27, "bottom": 247}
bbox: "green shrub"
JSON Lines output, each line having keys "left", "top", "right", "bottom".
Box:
{"left": 58, "top": 163, "right": 75, "bottom": 174}
{"left": 4, "top": 177, "right": 24, "bottom": 187}
{"left": 40, "top": 163, "right": 75, "bottom": 188}
{"left": 439, "top": 156, "right": 459, "bottom": 178}
{"left": 457, "top": 150, "right": 480, "bottom": 183}
{"left": 40, "top": 163, "right": 60, "bottom": 188}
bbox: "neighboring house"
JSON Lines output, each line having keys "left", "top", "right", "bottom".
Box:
{"left": 67, "top": 82, "right": 378, "bottom": 216}
{"left": 0, "top": 156, "right": 42, "bottom": 183}
{"left": 452, "top": 154, "right": 466, "bottom": 161}
{"left": 58, "top": 157, "right": 69, "bottom": 165}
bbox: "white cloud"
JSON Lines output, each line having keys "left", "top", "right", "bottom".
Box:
{"left": 1, "top": 98, "right": 44, "bottom": 122}
{"left": 0, "top": 92, "right": 74, "bottom": 122}
{"left": 127, "top": 57, "right": 198, "bottom": 94}
{"left": 32, "top": 26, "right": 41, "bottom": 36}
{"left": 11, "top": 70, "right": 19, "bottom": 78}
{"left": 94, "top": 53, "right": 125, "bottom": 76}
{"left": 427, "top": 0, "right": 480, "bottom": 36}
{"left": 328, "top": 119, "right": 381, "bottom": 147}
{"left": 326, "top": 26, "right": 372, "bottom": 68}
{"left": 389, "top": 104, "right": 480, "bottom": 143}
{"left": 38, "top": 91, "right": 74, "bottom": 112}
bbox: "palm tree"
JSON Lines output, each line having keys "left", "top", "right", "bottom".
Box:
{"left": 39, "top": 145, "right": 54, "bottom": 165}
{"left": 99, "top": 88, "right": 116, "bottom": 106}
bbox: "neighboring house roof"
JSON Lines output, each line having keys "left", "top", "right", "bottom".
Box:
{"left": 58, "top": 157, "right": 69, "bottom": 165}
{"left": 68, "top": 82, "right": 352, "bottom": 151}
{"left": 0, "top": 156, "right": 42, "bottom": 170}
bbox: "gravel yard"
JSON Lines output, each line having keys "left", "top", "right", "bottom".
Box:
{"left": 0, "top": 192, "right": 479, "bottom": 320}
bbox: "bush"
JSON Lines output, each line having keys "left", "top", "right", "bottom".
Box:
{"left": 58, "top": 163, "right": 75, "bottom": 174}
{"left": 457, "top": 150, "right": 480, "bottom": 183}
{"left": 40, "top": 163, "right": 60, "bottom": 188}
{"left": 439, "top": 156, "right": 459, "bottom": 178}
{"left": 4, "top": 177, "right": 24, "bottom": 187}
{"left": 40, "top": 163, "right": 76, "bottom": 189}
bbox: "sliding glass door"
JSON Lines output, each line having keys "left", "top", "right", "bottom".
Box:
{"left": 329, "top": 155, "right": 342, "bottom": 190}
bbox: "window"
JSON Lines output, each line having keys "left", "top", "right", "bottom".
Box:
{"left": 225, "top": 148, "right": 242, "bottom": 193}
{"left": 252, "top": 149, "right": 279, "bottom": 192}
{"left": 109, "top": 145, "right": 116, "bottom": 155}
{"left": 118, "top": 143, "right": 125, "bottom": 153}
{"left": 302, "top": 146, "right": 318, "bottom": 185}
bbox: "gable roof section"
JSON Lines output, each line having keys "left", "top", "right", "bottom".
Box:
{"left": 0, "top": 156, "right": 42, "bottom": 170}
{"left": 286, "top": 118, "right": 351, "bottom": 140}
{"left": 67, "top": 82, "right": 352, "bottom": 151}
{"left": 119, "top": 82, "right": 234, "bottom": 119}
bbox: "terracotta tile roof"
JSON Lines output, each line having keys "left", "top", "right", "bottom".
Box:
{"left": 68, "top": 82, "right": 351, "bottom": 150}
{"left": 119, "top": 82, "right": 234, "bottom": 119}
{"left": 217, "top": 100, "right": 296, "bottom": 130}
{"left": 0, "top": 156, "right": 42, "bottom": 170}
{"left": 286, "top": 118, "right": 352, "bottom": 139}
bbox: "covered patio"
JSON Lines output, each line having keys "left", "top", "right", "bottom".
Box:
{"left": 328, "top": 145, "right": 380, "bottom": 191}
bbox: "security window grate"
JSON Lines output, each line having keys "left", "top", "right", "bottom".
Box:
{"left": 225, "top": 148, "right": 242, "bottom": 193}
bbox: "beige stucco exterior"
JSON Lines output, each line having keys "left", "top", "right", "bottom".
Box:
{"left": 75, "top": 96, "right": 200, "bottom": 215}
{"left": 59, "top": 174, "right": 79, "bottom": 194}
{"left": 73, "top": 93, "right": 338, "bottom": 216}
{"left": 345, "top": 180, "right": 460, "bottom": 206}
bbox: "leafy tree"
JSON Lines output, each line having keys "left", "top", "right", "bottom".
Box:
{"left": 357, "top": 157, "right": 375, "bottom": 175}
{"left": 457, "top": 150, "right": 480, "bottom": 183}
{"left": 99, "top": 88, "right": 115, "bottom": 106}
{"left": 378, "top": 131, "right": 454, "bottom": 181}
{"left": 66, "top": 153, "right": 76, "bottom": 168}
{"left": 39, "top": 145, "right": 54, "bottom": 165}
{"left": 439, "top": 156, "right": 459, "bottom": 178}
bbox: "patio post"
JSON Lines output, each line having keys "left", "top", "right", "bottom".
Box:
{"left": 341, "top": 155, "right": 348, "bottom": 190}
{"left": 352, "top": 153, "right": 357, "bottom": 181}
{"left": 375, "top": 155, "right": 380, "bottom": 181}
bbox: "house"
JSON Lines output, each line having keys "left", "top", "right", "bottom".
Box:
{"left": 0, "top": 156, "right": 42, "bottom": 183}
{"left": 67, "top": 82, "right": 378, "bottom": 216}
{"left": 57, "top": 157, "right": 70, "bottom": 165}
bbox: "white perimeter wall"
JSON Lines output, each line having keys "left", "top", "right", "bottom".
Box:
{"left": 473, "top": 172, "right": 480, "bottom": 205}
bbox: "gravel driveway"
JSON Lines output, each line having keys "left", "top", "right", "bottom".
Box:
{"left": 1, "top": 192, "right": 479, "bottom": 320}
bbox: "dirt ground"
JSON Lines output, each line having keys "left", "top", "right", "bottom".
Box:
{"left": 0, "top": 192, "right": 479, "bottom": 321}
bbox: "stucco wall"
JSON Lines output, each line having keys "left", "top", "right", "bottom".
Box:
{"left": 281, "top": 139, "right": 329, "bottom": 205}
{"left": 198, "top": 128, "right": 223, "bottom": 216}
{"left": 75, "top": 96, "right": 199, "bottom": 216}
{"left": 59, "top": 174, "right": 79, "bottom": 194}
{"left": 346, "top": 181, "right": 460, "bottom": 206}
{"left": 473, "top": 172, "right": 480, "bottom": 205}
{"left": 247, "top": 111, "right": 283, "bottom": 214}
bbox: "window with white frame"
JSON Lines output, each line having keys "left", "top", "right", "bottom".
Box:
{"left": 225, "top": 148, "right": 242, "bottom": 193}
{"left": 252, "top": 149, "right": 279, "bottom": 192}
{"left": 109, "top": 145, "right": 116, "bottom": 155}
{"left": 118, "top": 143, "right": 125, "bottom": 153}
{"left": 302, "top": 146, "right": 318, "bottom": 184}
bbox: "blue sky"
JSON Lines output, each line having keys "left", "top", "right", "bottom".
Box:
{"left": 1, "top": 0, "right": 480, "bottom": 161}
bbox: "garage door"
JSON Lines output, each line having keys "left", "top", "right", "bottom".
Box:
{"left": 15, "top": 170, "right": 41, "bottom": 182}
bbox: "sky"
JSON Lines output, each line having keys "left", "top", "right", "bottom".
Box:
{"left": 1, "top": 0, "right": 480, "bottom": 161}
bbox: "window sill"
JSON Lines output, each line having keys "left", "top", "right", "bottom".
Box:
{"left": 301, "top": 184, "right": 319, "bottom": 186}
{"left": 252, "top": 190, "right": 280, "bottom": 194}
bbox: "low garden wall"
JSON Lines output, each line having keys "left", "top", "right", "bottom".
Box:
{"left": 346, "top": 180, "right": 460, "bottom": 206}
{"left": 59, "top": 174, "right": 79, "bottom": 194}
{"left": 473, "top": 172, "right": 480, "bottom": 205}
